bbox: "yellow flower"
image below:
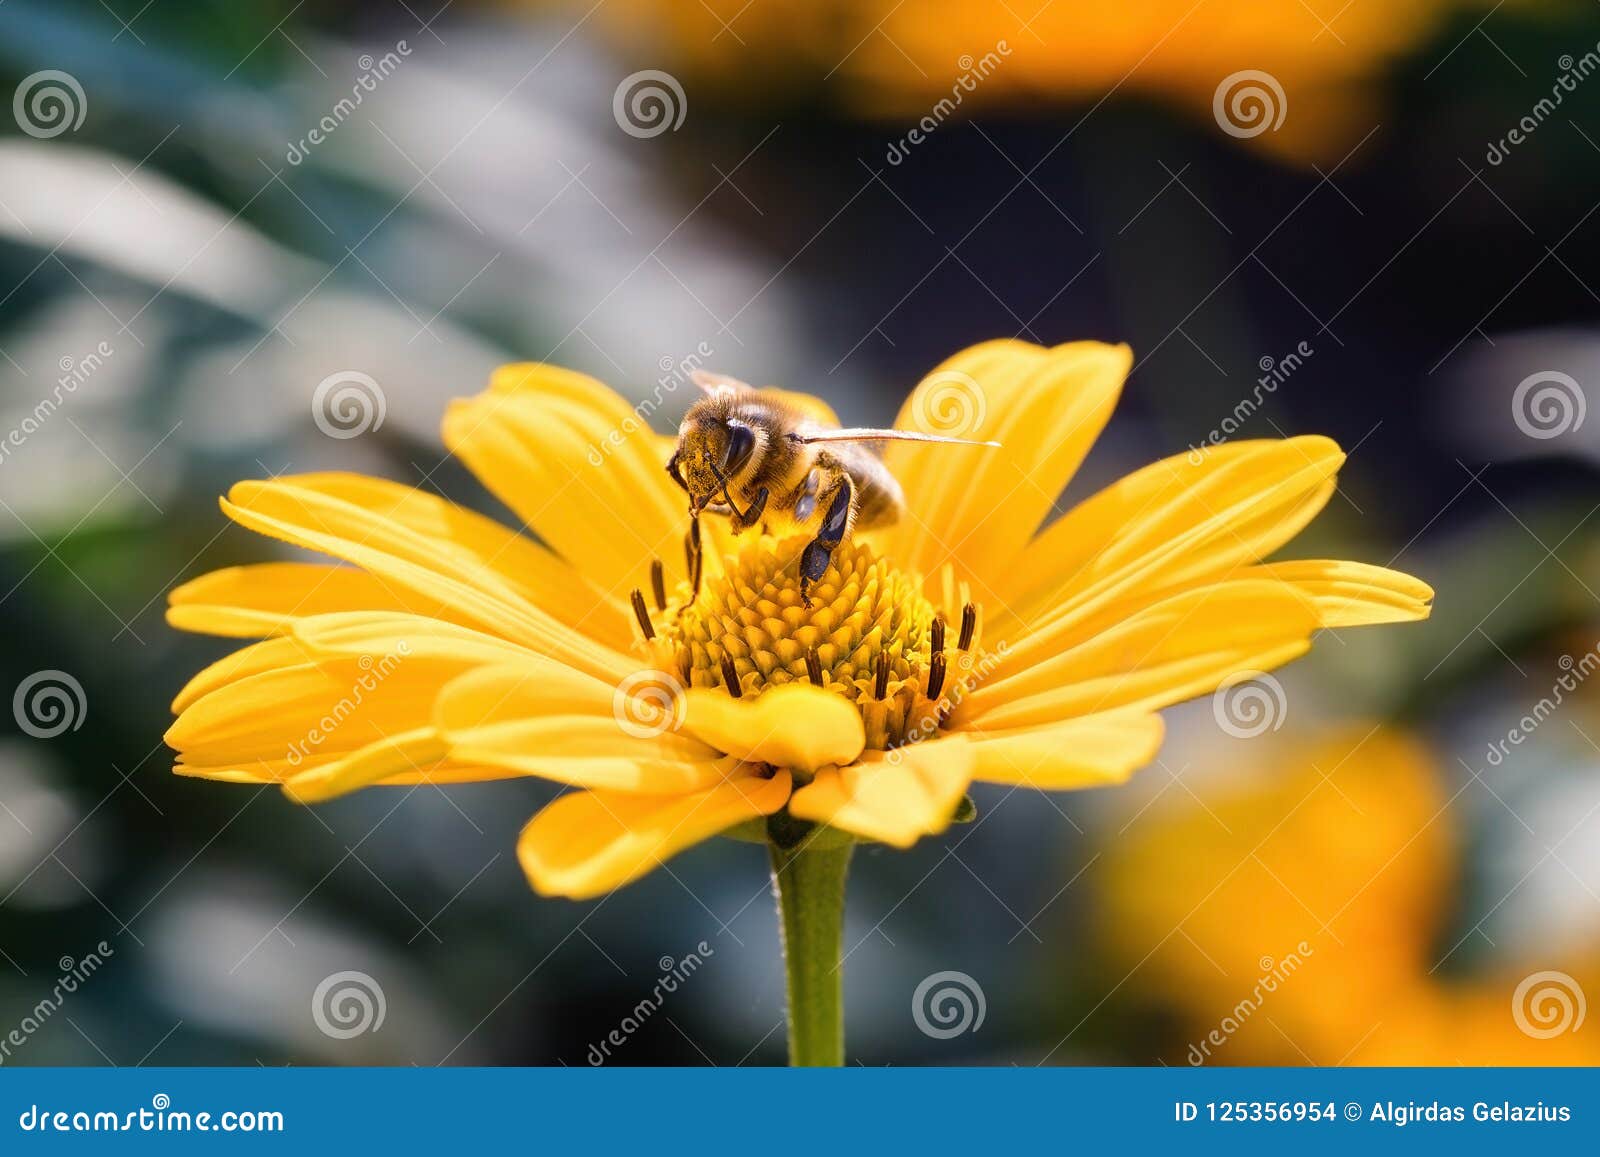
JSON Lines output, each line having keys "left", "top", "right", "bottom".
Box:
{"left": 165, "top": 340, "right": 1431, "bottom": 900}
{"left": 588, "top": 0, "right": 1518, "bottom": 163}
{"left": 1097, "top": 726, "right": 1600, "bottom": 1065}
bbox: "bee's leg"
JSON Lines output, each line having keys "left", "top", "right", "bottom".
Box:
{"left": 682, "top": 515, "right": 704, "bottom": 606}
{"left": 799, "top": 477, "right": 853, "bottom": 606}
{"left": 730, "top": 486, "right": 769, "bottom": 533}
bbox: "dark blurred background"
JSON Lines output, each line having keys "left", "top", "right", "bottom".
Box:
{"left": 2, "top": 0, "right": 1600, "bottom": 1066}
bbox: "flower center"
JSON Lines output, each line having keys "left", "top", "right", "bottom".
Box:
{"left": 632, "top": 535, "right": 980, "bottom": 750}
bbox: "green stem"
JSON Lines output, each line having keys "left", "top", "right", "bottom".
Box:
{"left": 768, "top": 839, "right": 852, "bottom": 1066}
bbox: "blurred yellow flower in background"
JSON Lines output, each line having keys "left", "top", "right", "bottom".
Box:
{"left": 581, "top": 0, "right": 1526, "bottom": 162}
{"left": 1098, "top": 726, "right": 1600, "bottom": 1064}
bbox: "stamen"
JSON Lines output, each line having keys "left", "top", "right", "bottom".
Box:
{"left": 630, "top": 589, "right": 655, "bottom": 640}
{"left": 688, "top": 521, "right": 704, "bottom": 597}
{"left": 650, "top": 559, "right": 666, "bottom": 611}
{"left": 874, "top": 652, "right": 889, "bottom": 700}
{"left": 930, "top": 614, "right": 946, "bottom": 656}
{"left": 958, "top": 603, "right": 977, "bottom": 651}
{"left": 719, "top": 652, "right": 743, "bottom": 698}
{"left": 805, "top": 648, "right": 824, "bottom": 686}
{"left": 927, "top": 651, "right": 947, "bottom": 701}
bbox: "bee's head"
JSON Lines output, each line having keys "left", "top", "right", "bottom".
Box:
{"left": 670, "top": 399, "right": 760, "bottom": 514}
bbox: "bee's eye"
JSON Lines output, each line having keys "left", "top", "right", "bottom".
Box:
{"left": 721, "top": 423, "right": 756, "bottom": 474}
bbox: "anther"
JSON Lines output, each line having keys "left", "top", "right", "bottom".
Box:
{"left": 930, "top": 615, "right": 946, "bottom": 656}
{"left": 688, "top": 525, "right": 704, "bottom": 598}
{"left": 719, "top": 653, "right": 743, "bottom": 698}
{"left": 805, "top": 648, "right": 824, "bottom": 686}
{"left": 927, "top": 651, "right": 947, "bottom": 701}
{"left": 958, "top": 603, "right": 977, "bottom": 651}
{"left": 650, "top": 559, "right": 666, "bottom": 611}
{"left": 874, "top": 652, "right": 890, "bottom": 700}
{"left": 630, "top": 589, "right": 655, "bottom": 640}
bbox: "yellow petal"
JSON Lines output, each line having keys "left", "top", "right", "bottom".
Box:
{"left": 962, "top": 580, "right": 1320, "bottom": 730}
{"left": 967, "top": 711, "right": 1165, "bottom": 788}
{"left": 999, "top": 437, "right": 1343, "bottom": 635}
{"left": 518, "top": 770, "right": 792, "bottom": 899}
{"left": 682, "top": 683, "right": 865, "bottom": 772}
{"left": 247, "top": 473, "right": 630, "bottom": 647}
{"left": 436, "top": 663, "right": 728, "bottom": 793}
{"left": 172, "top": 636, "right": 314, "bottom": 713}
{"left": 167, "top": 563, "right": 419, "bottom": 638}
{"left": 443, "top": 364, "right": 687, "bottom": 593}
{"left": 281, "top": 727, "right": 447, "bottom": 803}
{"left": 167, "top": 655, "right": 463, "bottom": 766}
{"left": 175, "top": 749, "right": 528, "bottom": 787}
{"left": 220, "top": 478, "right": 631, "bottom": 681}
{"left": 1243, "top": 560, "right": 1434, "bottom": 626}
{"left": 289, "top": 612, "right": 540, "bottom": 668}
{"left": 883, "top": 340, "right": 1129, "bottom": 586}
{"left": 788, "top": 741, "right": 973, "bottom": 848}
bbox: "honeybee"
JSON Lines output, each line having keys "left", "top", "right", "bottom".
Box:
{"left": 666, "top": 371, "right": 999, "bottom": 604}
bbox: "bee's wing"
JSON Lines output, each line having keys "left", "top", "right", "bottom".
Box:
{"left": 691, "top": 370, "right": 753, "bottom": 395}
{"left": 755, "top": 388, "right": 841, "bottom": 428}
{"left": 794, "top": 426, "right": 1001, "bottom": 448}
